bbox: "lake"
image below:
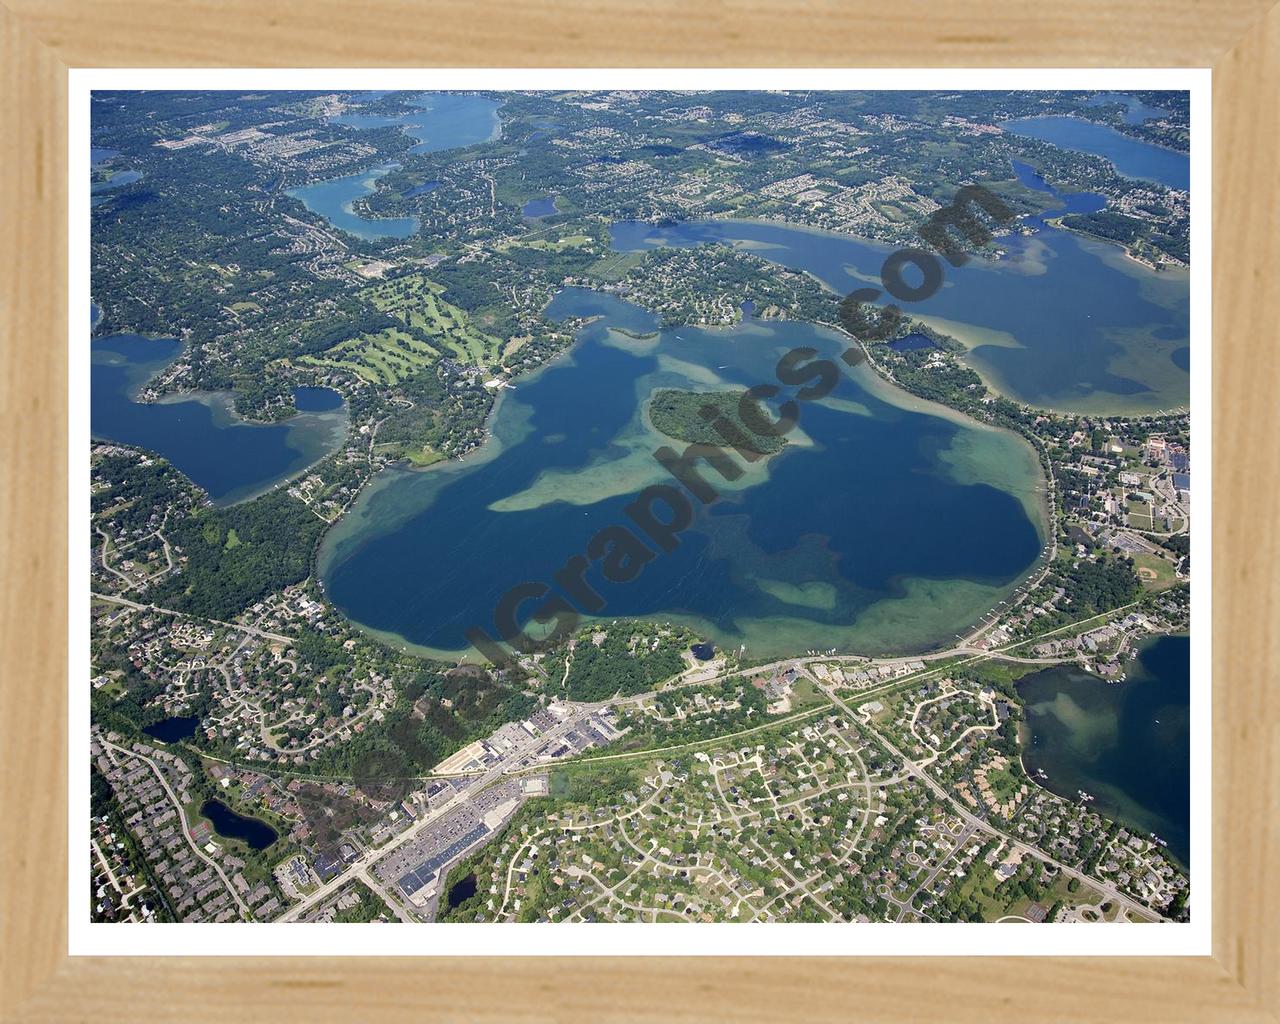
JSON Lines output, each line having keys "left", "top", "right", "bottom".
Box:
{"left": 319, "top": 288, "right": 1048, "bottom": 662}
{"left": 1002, "top": 116, "right": 1189, "bottom": 191}
{"left": 331, "top": 92, "right": 500, "bottom": 155}
{"left": 142, "top": 715, "right": 201, "bottom": 743}
{"left": 446, "top": 873, "right": 478, "bottom": 909}
{"left": 291, "top": 94, "right": 502, "bottom": 240}
{"left": 286, "top": 165, "right": 420, "bottom": 241}
{"left": 1018, "top": 634, "right": 1190, "bottom": 865}
{"left": 200, "top": 798, "right": 278, "bottom": 851}
{"left": 522, "top": 196, "right": 558, "bottom": 218}
{"left": 402, "top": 180, "right": 440, "bottom": 198}
{"left": 91, "top": 333, "right": 348, "bottom": 505}
{"left": 608, "top": 202, "right": 1188, "bottom": 417}
{"left": 1084, "top": 92, "right": 1172, "bottom": 126}
{"left": 92, "top": 169, "right": 143, "bottom": 195}
{"left": 91, "top": 145, "right": 142, "bottom": 205}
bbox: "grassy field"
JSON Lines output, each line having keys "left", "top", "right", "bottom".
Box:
{"left": 299, "top": 326, "right": 439, "bottom": 386}
{"left": 496, "top": 233, "right": 594, "bottom": 254}
{"left": 1132, "top": 551, "right": 1179, "bottom": 590}
{"left": 361, "top": 273, "right": 502, "bottom": 368}
{"left": 587, "top": 249, "right": 648, "bottom": 282}
{"left": 1126, "top": 499, "right": 1154, "bottom": 529}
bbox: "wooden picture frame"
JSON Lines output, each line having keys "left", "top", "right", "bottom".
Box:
{"left": 2, "top": 2, "right": 1276, "bottom": 1019}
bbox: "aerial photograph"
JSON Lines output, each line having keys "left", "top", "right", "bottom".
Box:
{"left": 88, "top": 86, "right": 1192, "bottom": 928}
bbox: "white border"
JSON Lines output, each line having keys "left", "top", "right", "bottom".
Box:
{"left": 70, "top": 67, "right": 1212, "bottom": 957}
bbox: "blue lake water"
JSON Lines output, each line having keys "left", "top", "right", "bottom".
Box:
{"left": 200, "top": 798, "right": 278, "bottom": 851}
{"left": 522, "top": 196, "right": 558, "bottom": 218}
{"left": 886, "top": 332, "right": 936, "bottom": 352}
{"left": 608, "top": 203, "right": 1188, "bottom": 416}
{"left": 92, "top": 169, "right": 143, "bottom": 194}
{"left": 293, "top": 385, "right": 345, "bottom": 412}
{"left": 91, "top": 145, "right": 142, "bottom": 203}
{"left": 1002, "top": 116, "right": 1189, "bottom": 191}
{"left": 1084, "top": 92, "right": 1172, "bottom": 125}
{"left": 331, "top": 92, "right": 500, "bottom": 155}
{"left": 402, "top": 180, "right": 440, "bottom": 198}
{"left": 291, "top": 94, "right": 502, "bottom": 241}
{"left": 1010, "top": 159, "right": 1107, "bottom": 221}
{"left": 320, "top": 288, "right": 1048, "bottom": 661}
{"left": 1019, "top": 634, "right": 1190, "bottom": 865}
{"left": 91, "top": 334, "right": 348, "bottom": 505}
{"left": 142, "top": 715, "right": 200, "bottom": 743}
{"left": 286, "top": 165, "right": 420, "bottom": 241}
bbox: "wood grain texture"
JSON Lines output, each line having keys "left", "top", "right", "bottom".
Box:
{"left": 1212, "top": 3, "right": 1280, "bottom": 1013}
{"left": 1, "top": 0, "right": 1276, "bottom": 1020}
{"left": 3, "top": 0, "right": 1278, "bottom": 66}
{"left": 0, "top": 2, "right": 69, "bottom": 1020}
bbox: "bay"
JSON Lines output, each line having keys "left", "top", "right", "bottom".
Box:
{"left": 91, "top": 333, "right": 348, "bottom": 505}
{"left": 608, "top": 204, "right": 1188, "bottom": 416}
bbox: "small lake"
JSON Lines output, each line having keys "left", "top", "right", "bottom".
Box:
{"left": 1018, "top": 634, "right": 1189, "bottom": 865}
{"left": 91, "top": 333, "right": 348, "bottom": 505}
{"left": 522, "top": 196, "right": 557, "bottom": 218}
{"left": 1002, "top": 116, "right": 1189, "bottom": 191}
{"left": 92, "top": 169, "right": 143, "bottom": 194}
{"left": 91, "top": 145, "right": 142, "bottom": 204}
{"left": 293, "top": 385, "right": 345, "bottom": 412}
{"left": 446, "top": 872, "right": 477, "bottom": 908}
{"left": 402, "top": 180, "right": 440, "bottom": 198}
{"left": 142, "top": 715, "right": 200, "bottom": 743}
{"left": 886, "top": 332, "right": 936, "bottom": 353}
{"left": 200, "top": 798, "right": 278, "bottom": 851}
{"left": 320, "top": 287, "right": 1047, "bottom": 661}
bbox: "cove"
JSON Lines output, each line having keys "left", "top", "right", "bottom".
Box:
{"left": 319, "top": 288, "right": 1048, "bottom": 662}
{"left": 1002, "top": 116, "right": 1189, "bottom": 191}
{"left": 1018, "top": 634, "right": 1190, "bottom": 865}
{"left": 608, "top": 203, "right": 1188, "bottom": 416}
{"left": 286, "top": 165, "right": 420, "bottom": 241}
{"left": 91, "top": 333, "right": 348, "bottom": 505}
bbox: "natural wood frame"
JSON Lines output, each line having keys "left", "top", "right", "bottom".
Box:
{"left": 2, "top": 2, "right": 1277, "bottom": 1020}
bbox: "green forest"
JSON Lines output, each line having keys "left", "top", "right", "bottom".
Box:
{"left": 648, "top": 388, "right": 787, "bottom": 455}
